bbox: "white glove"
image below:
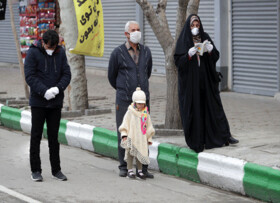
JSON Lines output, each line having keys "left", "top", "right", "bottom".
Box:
{"left": 49, "top": 87, "right": 59, "bottom": 95}
{"left": 44, "top": 89, "right": 55, "bottom": 100}
{"left": 205, "top": 43, "right": 213, "bottom": 53}
{"left": 188, "top": 47, "right": 197, "bottom": 57}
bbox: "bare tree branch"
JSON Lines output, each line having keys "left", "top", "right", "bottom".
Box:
{"left": 187, "top": 0, "right": 200, "bottom": 17}
{"left": 136, "top": 0, "right": 173, "bottom": 51}
{"left": 174, "top": 0, "right": 190, "bottom": 44}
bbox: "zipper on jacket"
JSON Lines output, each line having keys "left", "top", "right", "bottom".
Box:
{"left": 54, "top": 57, "right": 57, "bottom": 72}
{"left": 45, "top": 57, "right": 47, "bottom": 72}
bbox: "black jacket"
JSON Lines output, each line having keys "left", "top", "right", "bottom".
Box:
{"left": 108, "top": 43, "right": 152, "bottom": 106}
{"left": 24, "top": 40, "right": 71, "bottom": 108}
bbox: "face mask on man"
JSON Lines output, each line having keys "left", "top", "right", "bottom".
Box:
{"left": 46, "top": 49, "right": 54, "bottom": 56}
{"left": 129, "top": 31, "right": 141, "bottom": 44}
{"left": 191, "top": 27, "right": 199, "bottom": 36}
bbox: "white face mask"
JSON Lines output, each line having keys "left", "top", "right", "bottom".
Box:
{"left": 129, "top": 31, "right": 141, "bottom": 44}
{"left": 46, "top": 49, "right": 54, "bottom": 56}
{"left": 191, "top": 27, "right": 199, "bottom": 36}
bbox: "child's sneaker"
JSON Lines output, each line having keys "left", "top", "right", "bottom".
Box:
{"left": 136, "top": 171, "right": 146, "bottom": 180}
{"left": 127, "top": 170, "right": 136, "bottom": 179}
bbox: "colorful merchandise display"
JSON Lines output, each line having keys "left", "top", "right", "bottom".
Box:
{"left": 19, "top": 0, "right": 56, "bottom": 59}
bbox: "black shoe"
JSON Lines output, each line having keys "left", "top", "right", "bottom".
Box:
{"left": 53, "top": 171, "right": 67, "bottom": 181}
{"left": 136, "top": 171, "right": 146, "bottom": 180}
{"left": 31, "top": 171, "right": 43, "bottom": 182}
{"left": 228, "top": 136, "right": 239, "bottom": 144}
{"left": 127, "top": 171, "right": 136, "bottom": 179}
{"left": 142, "top": 170, "right": 154, "bottom": 179}
{"left": 119, "top": 169, "right": 127, "bottom": 177}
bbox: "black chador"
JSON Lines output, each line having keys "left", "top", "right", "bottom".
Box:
{"left": 174, "top": 14, "right": 236, "bottom": 153}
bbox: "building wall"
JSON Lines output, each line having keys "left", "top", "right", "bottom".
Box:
{"left": 0, "top": 0, "right": 279, "bottom": 96}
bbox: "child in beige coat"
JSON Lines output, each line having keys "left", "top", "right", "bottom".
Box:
{"left": 119, "top": 87, "right": 155, "bottom": 179}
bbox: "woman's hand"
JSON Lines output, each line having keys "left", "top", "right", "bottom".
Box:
{"left": 188, "top": 47, "right": 197, "bottom": 57}
{"left": 205, "top": 42, "right": 213, "bottom": 53}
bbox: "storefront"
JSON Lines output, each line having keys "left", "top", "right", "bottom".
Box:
{"left": 231, "top": 0, "right": 280, "bottom": 96}
{"left": 0, "top": 3, "right": 19, "bottom": 64}
{"left": 0, "top": 0, "right": 279, "bottom": 96}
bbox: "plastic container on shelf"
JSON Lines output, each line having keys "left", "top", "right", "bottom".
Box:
{"left": 20, "top": 0, "right": 57, "bottom": 60}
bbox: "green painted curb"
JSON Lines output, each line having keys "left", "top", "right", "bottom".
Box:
{"left": 243, "top": 162, "right": 280, "bottom": 202}
{"left": 157, "top": 143, "right": 181, "bottom": 176}
{"left": 43, "top": 122, "right": 47, "bottom": 139}
{"left": 42, "top": 119, "right": 68, "bottom": 145}
{"left": 58, "top": 119, "right": 68, "bottom": 145}
{"left": 0, "top": 106, "right": 22, "bottom": 130}
{"left": 106, "top": 130, "right": 118, "bottom": 159}
{"left": 93, "top": 127, "right": 118, "bottom": 159}
{"left": 177, "top": 148, "right": 200, "bottom": 183}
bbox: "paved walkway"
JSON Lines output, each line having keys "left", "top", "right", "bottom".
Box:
{"left": 0, "top": 64, "right": 279, "bottom": 169}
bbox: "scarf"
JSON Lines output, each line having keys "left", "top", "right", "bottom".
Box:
{"left": 133, "top": 103, "right": 148, "bottom": 135}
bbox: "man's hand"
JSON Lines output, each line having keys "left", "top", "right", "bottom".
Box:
{"left": 44, "top": 89, "right": 55, "bottom": 100}
{"left": 49, "top": 87, "right": 59, "bottom": 95}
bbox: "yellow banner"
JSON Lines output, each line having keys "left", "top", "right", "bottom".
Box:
{"left": 70, "top": 0, "right": 104, "bottom": 57}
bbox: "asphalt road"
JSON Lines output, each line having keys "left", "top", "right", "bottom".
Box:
{"left": 0, "top": 127, "right": 260, "bottom": 203}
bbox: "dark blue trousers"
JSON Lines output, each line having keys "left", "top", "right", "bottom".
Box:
{"left": 30, "top": 107, "right": 61, "bottom": 175}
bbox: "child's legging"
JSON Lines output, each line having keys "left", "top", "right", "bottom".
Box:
{"left": 126, "top": 151, "right": 142, "bottom": 170}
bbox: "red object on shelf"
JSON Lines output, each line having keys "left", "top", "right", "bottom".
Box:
{"left": 20, "top": 0, "right": 56, "bottom": 59}
{"left": 20, "top": 13, "right": 37, "bottom": 17}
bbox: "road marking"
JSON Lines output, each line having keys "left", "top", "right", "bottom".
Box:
{"left": 0, "top": 185, "right": 41, "bottom": 203}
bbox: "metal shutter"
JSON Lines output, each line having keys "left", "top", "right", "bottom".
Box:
{"left": 232, "top": 0, "right": 279, "bottom": 96}
{"left": 0, "top": 3, "right": 20, "bottom": 64}
{"left": 85, "top": 0, "right": 136, "bottom": 68}
{"left": 143, "top": 0, "right": 215, "bottom": 75}
{"left": 143, "top": 1, "right": 177, "bottom": 75}
{"left": 198, "top": 0, "right": 215, "bottom": 41}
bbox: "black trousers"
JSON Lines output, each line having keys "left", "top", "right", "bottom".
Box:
{"left": 30, "top": 107, "right": 61, "bottom": 175}
{"left": 116, "top": 102, "right": 149, "bottom": 172}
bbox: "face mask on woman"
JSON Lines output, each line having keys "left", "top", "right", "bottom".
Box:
{"left": 129, "top": 31, "right": 141, "bottom": 44}
{"left": 191, "top": 27, "right": 199, "bottom": 36}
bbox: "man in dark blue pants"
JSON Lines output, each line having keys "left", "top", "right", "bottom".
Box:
{"left": 24, "top": 30, "right": 71, "bottom": 182}
{"left": 108, "top": 21, "right": 154, "bottom": 178}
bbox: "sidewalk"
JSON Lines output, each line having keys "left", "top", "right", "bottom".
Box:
{"left": 0, "top": 64, "right": 280, "bottom": 201}
{"left": 1, "top": 65, "right": 279, "bottom": 168}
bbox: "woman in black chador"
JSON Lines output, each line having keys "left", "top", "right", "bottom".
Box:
{"left": 174, "top": 14, "right": 238, "bottom": 153}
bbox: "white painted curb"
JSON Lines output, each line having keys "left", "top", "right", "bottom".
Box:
{"left": 197, "top": 152, "right": 246, "bottom": 195}
{"left": 20, "top": 110, "right": 32, "bottom": 134}
{"left": 78, "top": 124, "right": 95, "bottom": 152}
{"left": 149, "top": 141, "right": 160, "bottom": 170}
{"left": 65, "top": 121, "right": 82, "bottom": 148}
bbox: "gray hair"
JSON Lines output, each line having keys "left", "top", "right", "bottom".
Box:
{"left": 125, "top": 21, "right": 139, "bottom": 32}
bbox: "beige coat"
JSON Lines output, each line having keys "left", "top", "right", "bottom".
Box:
{"left": 119, "top": 105, "right": 155, "bottom": 165}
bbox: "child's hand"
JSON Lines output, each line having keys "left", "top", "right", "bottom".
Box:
{"left": 148, "top": 142, "right": 152, "bottom": 145}
{"left": 122, "top": 136, "right": 127, "bottom": 141}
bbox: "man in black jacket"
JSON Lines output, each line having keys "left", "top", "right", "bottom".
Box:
{"left": 108, "top": 21, "right": 153, "bottom": 178}
{"left": 24, "top": 30, "right": 71, "bottom": 182}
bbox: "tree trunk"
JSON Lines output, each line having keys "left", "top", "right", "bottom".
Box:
{"left": 164, "top": 46, "right": 181, "bottom": 129}
{"left": 8, "top": 1, "right": 30, "bottom": 99}
{"left": 137, "top": 0, "right": 200, "bottom": 129}
{"left": 58, "top": 0, "right": 88, "bottom": 111}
